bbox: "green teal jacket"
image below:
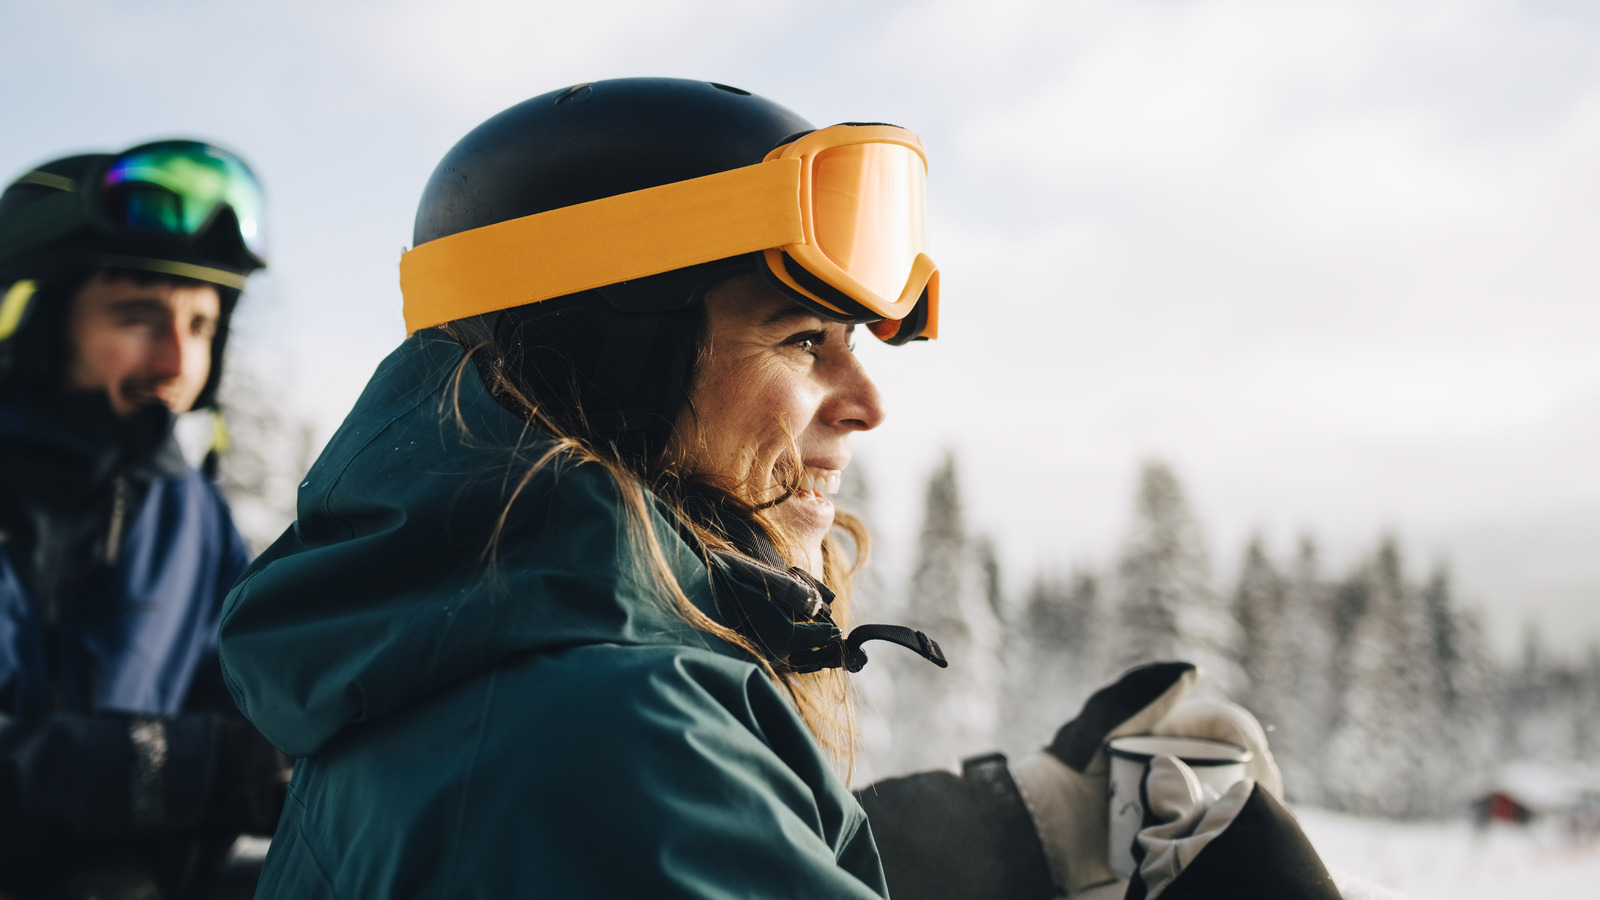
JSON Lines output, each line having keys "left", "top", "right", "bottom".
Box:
{"left": 218, "top": 333, "right": 889, "bottom": 898}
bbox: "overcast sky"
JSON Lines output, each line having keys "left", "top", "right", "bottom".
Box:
{"left": 6, "top": 0, "right": 1599, "bottom": 658}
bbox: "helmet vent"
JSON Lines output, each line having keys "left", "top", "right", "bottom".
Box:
{"left": 554, "top": 83, "right": 594, "bottom": 106}
{"left": 709, "top": 82, "right": 751, "bottom": 96}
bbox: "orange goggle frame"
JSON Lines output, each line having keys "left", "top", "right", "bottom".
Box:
{"left": 399, "top": 123, "right": 938, "bottom": 343}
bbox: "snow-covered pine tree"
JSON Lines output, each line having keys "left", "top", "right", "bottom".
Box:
{"left": 1574, "top": 644, "right": 1600, "bottom": 761}
{"left": 1322, "top": 537, "right": 1442, "bottom": 817}
{"left": 1498, "top": 623, "right": 1544, "bottom": 760}
{"left": 1110, "top": 461, "right": 1241, "bottom": 694}
{"left": 1272, "top": 535, "right": 1338, "bottom": 805}
{"left": 1232, "top": 536, "right": 1289, "bottom": 749}
{"left": 975, "top": 535, "right": 1004, "bottom": 625}
{"left": 1499, "top": 623, "right": 1591, "bottom": 763}
{"left": 891, "top": 453, "right": 1003, "bottom": 772}
{"left": 1065, "top": 570, "right": 1113, "bottom": 685}
{"left": 1420, "top": 566, "right": 1495, "bottom": 809}
{"left": 832, "top": 459, "right": 900, "bottom": 784}
{"left": 998, "top": 567, "right": 1103, "bottom": 755}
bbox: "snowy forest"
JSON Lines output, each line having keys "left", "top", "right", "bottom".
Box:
{"left": 844, "top": 456, "right": 1600, "bottom": 821}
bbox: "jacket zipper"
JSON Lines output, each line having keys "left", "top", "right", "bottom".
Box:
{"left": 41, "top": 474, "right": 125, "bottom": 709}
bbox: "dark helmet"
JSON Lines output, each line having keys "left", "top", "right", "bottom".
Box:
{"left": 0, "top": 140, "right": 267, "bottom": 409}
{"left": 412, "top": 78, "right": 815, "bottom": 462}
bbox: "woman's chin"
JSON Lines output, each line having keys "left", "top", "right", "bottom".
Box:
{"left": 774, "top": 489, "right": 834, "bottom": 576}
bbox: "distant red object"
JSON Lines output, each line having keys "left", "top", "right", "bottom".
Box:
{"left": 1473, "top": 790, "right": 1534, "bottom": 825}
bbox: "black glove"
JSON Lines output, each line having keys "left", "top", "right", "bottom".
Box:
{"left": 209, "top": 716, "right": 291, "bottom": 837}
{"left": 1128, "top": 754, "right": 1339, "bottom": 900}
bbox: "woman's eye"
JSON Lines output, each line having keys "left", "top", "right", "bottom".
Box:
{"left": 786, "top": 330, "right": 827, "bottom": 355}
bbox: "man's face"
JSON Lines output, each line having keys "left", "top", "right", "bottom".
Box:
{"left": 64, "top": 272, "right": 221, "bottom": 418}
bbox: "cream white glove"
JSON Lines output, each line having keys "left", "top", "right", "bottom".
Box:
{"left": 1009, "top": 662, "right": 1287, "bottom": 897}
{"left": 1151, "top": 699, "right": 1282, "bottom": 799}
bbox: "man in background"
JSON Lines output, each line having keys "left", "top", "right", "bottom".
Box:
{"left": 0, "top": 140, "right": 286, "bottom": 900}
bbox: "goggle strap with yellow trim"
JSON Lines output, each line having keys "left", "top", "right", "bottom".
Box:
{"left": 401, "top": 158, "right": 807, "bottom": 334}
{"left": 0, "top": 190, "right": 252, "bottom": 291}
{"left": 0, "top": 280, "right": 38, "bottom": 341}
{"left": 87, "top": 254, "right": 248, "bottom": 290}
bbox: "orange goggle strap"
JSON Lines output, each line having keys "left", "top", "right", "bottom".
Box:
{"left": 401, "top": 159, "right": 806, "bottom": 334}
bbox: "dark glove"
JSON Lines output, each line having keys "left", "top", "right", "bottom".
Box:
{"left": 1008, "top": 662, "right": 1288, "bottom": 896}
{"left": 1128, "top": 755, "right": 1339, "bottom": 900}
{"left": 209, "top": 716, "right": 291, "bottom": 836}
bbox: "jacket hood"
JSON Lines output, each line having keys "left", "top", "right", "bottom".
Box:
{"left": 219, "top": 332, "right": 839, "bottom": 758}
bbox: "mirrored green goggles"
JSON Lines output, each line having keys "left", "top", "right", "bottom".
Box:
{"left": 99, "top": 140, "right": 267, "bottom": 264}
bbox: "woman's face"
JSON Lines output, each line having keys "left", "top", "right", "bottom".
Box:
{"left": 669, "top": 272, "right": 885, "bottom": 576}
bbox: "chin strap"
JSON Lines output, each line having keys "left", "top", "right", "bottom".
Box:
{"left": 789, "top": 621, "right": 949, "bottom": 674}
{"left": 670, "top": 483, "right": 948, "bottom": 675}
{"left": 780, "top": 564, "right": 947, "bottom": 673}
{"left": 720, "top": 554, "right": 948, "bottom": 674}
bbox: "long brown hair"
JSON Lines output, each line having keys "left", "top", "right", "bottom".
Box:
{"left": 440, "top": 321, "right": 868, "bottom": 769}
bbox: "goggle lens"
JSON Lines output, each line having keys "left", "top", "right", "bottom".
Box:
{"left": 100, "top": 141, "right": 267, "bottom": 260}
{"left": 811, "top": 141, "right": 928, "bottom": 305}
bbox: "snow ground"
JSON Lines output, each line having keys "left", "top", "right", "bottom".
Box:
{"left": 1297, "top": 806, "right": 1600, "bottom": 899}
{"left": 227, "top": 810, "right": 1600, "bottom": 898}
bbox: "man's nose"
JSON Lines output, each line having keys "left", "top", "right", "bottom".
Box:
{"left": 147, "top": 323, "right": 188, "bottom": 379}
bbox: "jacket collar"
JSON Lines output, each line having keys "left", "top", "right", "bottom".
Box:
{"left": 0, "top": 392, "right": 185, "bottom": 513}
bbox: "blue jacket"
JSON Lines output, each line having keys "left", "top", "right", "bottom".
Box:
{"left": 0, "top": 394, "right": 254, "bottom": 890}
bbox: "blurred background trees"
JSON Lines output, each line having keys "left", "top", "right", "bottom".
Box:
{"left": 850, "top": 454, "right": 1598, "bottom": 821}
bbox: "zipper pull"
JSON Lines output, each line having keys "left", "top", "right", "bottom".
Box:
{"left": 104, "top": 475, "right": 126, "bottom": 564}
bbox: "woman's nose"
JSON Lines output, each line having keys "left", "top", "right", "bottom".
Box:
{"left": 830, "top": 351, "right": 886, "bottom": 432}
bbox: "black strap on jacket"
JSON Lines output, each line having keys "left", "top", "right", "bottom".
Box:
{"left": 668, "top": 483, "right": 947, "bottom": 674}
{"left": 709, "top": 549, "right": 948, "bottom": 674}
{"left": 788, "top": 621, "right": 948, "bottom": 674}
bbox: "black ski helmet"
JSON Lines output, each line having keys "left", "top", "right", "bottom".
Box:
{"left": 0, "top": 141, "right": 266, "bottom": 410}
{"left": 412, "top": 77, "right": 816, "bottom": 462}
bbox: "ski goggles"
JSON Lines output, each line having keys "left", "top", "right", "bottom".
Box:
{"left": 400, "top": 123, "right": 939, "bottom": 344}
{"left": 0, "top": 140, "right": 267, "bottom": 287}
{"left": 98, "top": 140, "right": 268, "bottom": 264}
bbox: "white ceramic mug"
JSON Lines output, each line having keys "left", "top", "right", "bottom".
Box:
{"left": 1106, "top": 735, "right": 1252, "bottom": 879}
